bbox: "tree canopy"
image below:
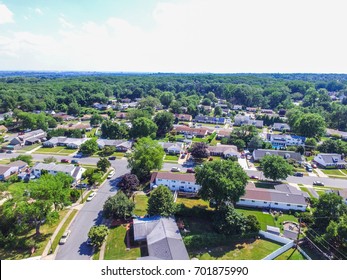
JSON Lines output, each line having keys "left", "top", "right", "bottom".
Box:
{"left": 147, "top": 185, "right": 176, "bottom": 217}
{"left": 103, "top": 192, "right": 135, "bottom": 220}
{"left": 260, "top": 155, "right": 293, "bottom": 181}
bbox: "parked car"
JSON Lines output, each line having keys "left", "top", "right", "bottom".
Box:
{"left": 61, "top": 159, "right": 69, "bottom": 163}
{"left": 306, "top": 166, "right": 312, "bottom": 172}
{"left": 71, "top": 159, "right": 79, "bottom": 164}
{"left": 86, "top": 192, "right": 96, "bottom": 201}
{"left": 6, "top": 150, "right": 13, "bottom": 154}
{"left": 186, "top": 168, "right": 195, "bottom": 173}
{"left": 74, "top": 153, "right": 83, "bottom": 158}
{"left": 293, "top": 172, "right": 304, "bottom": 177}
{"left": 77, "top": 183, "right": 88, "bottom": 188}
{"left": 86, "top": 238, "right": 93, "bottom": 246}
{"left": 313, "top": 181, "right": 325, "bottom": 186}
{"left": 171, "top": 167, "right": 181, "bottom": 172}
{"left": 249, "top": 175, "right": 259, "bottom": 180}
{"left": 108, "top": 156, "right": 116, "bottom": 160}
{"left": 59, "top": 230, "right": 71, "bottom": 245}
{"left": 107, "top": 169, "right": 115, "bottom": 179}
{"left": 311, "top": 163, "right": 317, "bottom": 169}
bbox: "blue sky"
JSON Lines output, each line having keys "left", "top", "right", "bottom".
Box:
{"left": 1, "top": 0, "right": 347, "bottom": 73}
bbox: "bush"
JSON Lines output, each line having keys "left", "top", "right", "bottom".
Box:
{"left": 70, "top": 189, "right": 81, "bottom": 203}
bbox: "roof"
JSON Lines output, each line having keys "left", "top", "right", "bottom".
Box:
{"left": 240, "top": 187, "right": 307, "bottom": 205}
{"left": 0, "top": 165, "right": 12, "bottom": 175}
{"left": 150, "top": 171, "right": 196, "bottom": 183}
{"left": 207, "top": 144, "right": 238, "bottom": 154}
{"left": 326, "top": 128, "right": 347, "bottom": 137}
{"left": 338, "top": 189, "right": 347, "bottom": 200}
{"left": 45, "top": 137, "right": 89, "bottom": 146}
{"left": 174, "top": 114, "right": 192, "bottom": 120}
{"left": 0, "top": 125, "right": 8, "bottom": 131}
{"left": 134, "top": 217, "right": 189, "bottom": 260}
{"left": 273, "top": 123, "right": 291, "bottom": 130}
{"left": 159, "top": 142, "right": 183, "bottom": 150}
{"left": 8, "top": 160, "right": 28, "bottom": 167}
{"left": 20, "top": 129, "right": 46, "bottom": 141}
{"left": 283, "top": 229, "right": 298, "bottom": 240}
{"left": 266, "top": 226, "right": 280, "bottom": 234}
{"left": 33, "top": 162, "right": 76, "bottom": 174}
{"left": 253, "top": 149, "right": 303, "bottom": 161}
{"left": 315, "top": 153, "right": 345, "bottom": 164}
{"left": 217, "top": 129, "right": 233, "bottom": 136}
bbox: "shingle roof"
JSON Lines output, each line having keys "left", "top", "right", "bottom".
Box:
{"left": 8, "top": 160, "right": 28, "bottom": 167}
{"left": 207, "top": 144, "right": 238, "bottom": 154}
{"left": 150, "top": 172, "right": 196, "bottom": 183}
{"left": 273, "top": 123, "right": 291, "bottom": 130}
{"left": 33, "top": 162, "right": 75, "bottom": 173}
{"left": 253, "top": 149, "right": 303, "bottom": 161}
{"left": 0, "top": 165, "right": 12, "bottom": 175}
{"left": 315, "top": 153, "right": 345, "bottom": 164}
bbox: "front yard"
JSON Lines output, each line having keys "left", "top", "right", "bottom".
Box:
{"left": 34, "top": 146, "right": 78, "bottom": 155}
{"left": 321, "top": 169, "right": 347, "bottom": 178}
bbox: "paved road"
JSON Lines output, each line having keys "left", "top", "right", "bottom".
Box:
{"left": 55, "top": 161, "right": 129, "bottom": 260}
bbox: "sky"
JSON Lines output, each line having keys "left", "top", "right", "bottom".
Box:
{"left": 1, "top": 0, "right": 347, "bottom": 73}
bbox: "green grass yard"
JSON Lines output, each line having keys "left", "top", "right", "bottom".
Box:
{"left": 103, "top": 225, "right": 141, "bottom": 260}
{"left": 19, "top": 143, "right": 41, "bottom": 152}
{"left": 133, "top": 193, "right": 148, "bottom": 217}
{"left": 34, "top": 146, "right": 78, "bottom": 155}
{"left": 321, "top": 169, "right": 347, "bottom": 177}
{"left": 274, "top": 248, "right": 306, "bottom": 260}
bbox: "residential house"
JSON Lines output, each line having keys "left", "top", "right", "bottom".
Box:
{"left": 0, "top": 111, "right": 13, "bottom": 121}
{"left": 233, "top": 115, "right": 263, "bottom": 128}
{"left": 96, "top": 139, "right": 132, "bottom": 152}
{"left": 0, "top": 165, "right": 19, "bottom": 181}
{"left": 134, "top": 216, "right": 189, "bottom": 260}
{"left": 56, "top": 122, "right": 92, "bottom": 131}
{"left": 198, "top": 105, "right": 212, "bottom": 113}
{"left": 232, "top": 105, "right": 243, "bottom": 110}
{"left": 261, "top": 109, "right": 274, "bottom": 115}
{"left": 266, "top": 134, "right": 305, "bottom": 149}
{"left": 80, "top": 114, "right": 92, "bottom": 121}
{"left": 246, "top": 107, "right": 258, "bottom": 113}
{"left": 54, "top": 112, "right": 76, "bottom": 121}
{"left": 159, "top": 142, "right": 184, "bottom": 154}
{"left": 236, "top": 183, "right": 307, "bottom": 211}
{"left": 338, "top": 190, "right": 347, "bottom": 205}
{"left": 121, "top": 98, "right": 132, "bottom": 103}
{"left": 247, "top": 119, "right": 264, "bottom": 128}
{"left": 272, "top": 123, "right": 291, "bottom": 131}
{"left": 174, "top": 114, "right": 192, "bottom": 122}
{"left": 207, "top": 144, "right": 239, "bottom": 158}
{"left": 313, "top": 153, "right": 346, "bottom": 169}
{"left": 216, "top": 129, "right": 233, "bottom": 139}
{"left": 43, "top": 137, "right": 90, "bottom": 149}
{"left": 8, "top": 160, "right": 28, "bottom": 173}
{"left": 93, "top": 103, "right": 111, "bottom": 110}
{"left": 9, "top": 129, "right": 46, "bottom": 147}
{"left": 173, "top": 126, "right": 208, "bottom": 138}
{"left": 116, "top": 112, "right": 128, "bottom": 119}
{"left": 150, "top": 172, "right": 200, "bottom": 193}
{"left": 326, "top": 128, "right": 347, "bottom": 141}
{"left": 252, "top": 149, "right": 304, "bottom": 162}
{"left": 194, "top": 115, "right": 226, "bottom": 125}
{"left": 32, "top": 162, "right": 85, "bottom": 183}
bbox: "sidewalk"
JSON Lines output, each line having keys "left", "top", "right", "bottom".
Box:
{"left": 314, "top": 169, "right": 328, "bottom": 178}
{"left": 25, "top": 145, "right": 42, "bottom": 154}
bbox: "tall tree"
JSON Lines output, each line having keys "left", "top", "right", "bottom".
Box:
{"left": 90, "top": 113, "right": 104, "bottom": 127}
{"left": 195, "top": 160, "right": 248, "bottom": 209}
{"left": 130, "top": 117, "right": 158, "bottom": 139}
{"left": 79, "top": 139, "right": 99, "bottom": 156}
{"left": 153, "top": 111, "right": 174, "bottom": 137}
{"left": 97, "top": 158, "right": 111, "bottom": 172}
{"left": 147, "top": 185, "right": 176, "bottom": 217}
{"left": 103, "top": 192, "right": 135, "bottom": 220}
{"left": 127, "top": 137, "right": 165, "bottom": 181}
{"left": 88, "top": 225, "right": 109, "bottom": 248}
{"left": 261, "top": 155, "right": 293, "bottom": 181}
{"left": 118, "top": 173, "right": 140, "bottom": 197}
{"left": 160, "top": 91, "right": 174, "bottom": 107}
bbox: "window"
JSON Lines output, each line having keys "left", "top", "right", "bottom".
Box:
{"left": 251, "top": 200, "right": 255, "bottom": 202}
{"left": 158, "top": 179, "right": 162, "bottom": 181}
{"left": 240, "top": 199, "right": 245, "bottom": 201}
{"left": 287, "top": 204, "right": 291, "bottom": 206}
{"left": 297, "top": 205, "right": 303, "bottom": 208}
{"left": 264, "top": 202, "right": 267, "bottom": 204}
{"left": 274, "top": 203, "right": 278, "bottom": 205}
{"left": 181, "top": 181, "right": 185, "bottom": 184}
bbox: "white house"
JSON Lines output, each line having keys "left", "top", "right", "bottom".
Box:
{"left": 266, "top": 134, "right": 305, "bottom": 148}
{"left": 96, "top": 139, "right": 132, "bottom": 152}
{"left": 32, "top": 163, "right": 85, "bottom": 183}
{"left": 0, "top": 165, "right": 19, "bottom": 181}
{"left": 272, "top": 123, "right": 291, "bottom": 131}
{"left": 9, "top": 129, "right": 47, "bottom": 147}
{"left": 207, "top": 144, "right": 239, "bottom": 158}
{"left": 236, "top": 184, "right": 307, "bottom": 211}
{"left": 252, "top": 149, "right": 304, "bottom": 162}
{"left": 43, "top": 137, "right": 90, "bottom": 149}
{"left": 150, "top": 172, "right": 200, "bottom": 193}
{"left": 313, "top": 153, "right": 346, "bottom": 169}
{"left": 159, "top": 142, "right": 184, "bottom": 154}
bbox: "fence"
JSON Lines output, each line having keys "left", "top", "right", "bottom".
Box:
{"left": 259, "top": 230, "right": 294, "bottom": 260}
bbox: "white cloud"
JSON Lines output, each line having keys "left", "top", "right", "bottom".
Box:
{"left": 35, "top": 8, "right": 43, "bottom": 15}
{"left": 0, "top": 3, "right": 14, "bottom": 24}
{"left": 2, "top": 0, "right": 347, "bottom": 72}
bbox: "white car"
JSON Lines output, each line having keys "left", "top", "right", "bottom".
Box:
{"left": 171, "top": 167, "right": 181, "bottom": 172}
{"left": 107, "top": 169, "right": 115, "bottom": 179}
{"left": 86, "top": 192, "right": 96, "bottom": 201}
{"left": 59, "top": 230, "right": 71, "bottom": 245}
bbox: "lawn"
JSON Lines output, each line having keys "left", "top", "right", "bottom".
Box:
{"left": 235, "top": 208, "right": 275, "bottom": 230}
{"left": 34, "top": 146, "right": 77, "bottom": 155}
{"left": 321, "top": 169, "right": 347, "bottom": 177}
{"left": 176, "top": 197, "right": 211, "bottom": 210}
{"left": 103, "top": 225, "right": 141, "bottom": 260}
{"left": 0, "top": 159, "right": 10, "bottom": 165}
{"left": 164, "top": 154, "right": 179, "bottom": 161}
{"left": 192, "top": 137, "right": 208, "bottom": 143}
{"left": 191, "top": 238, "right": 282, "bottom": 260}
{"left": 133, "top": 193, "right": 148, "bottom": 217}
{"left": 19, "top": 143, "right": 41, "bottom": 152}
{"left": 299, "top": 187, "right": 313, "bottom": 198}
{"left": 0, "top": 209, "right": 69, "bottom": 260}
{"left": 274, "top": 248, "right": 306, "bottom": 260}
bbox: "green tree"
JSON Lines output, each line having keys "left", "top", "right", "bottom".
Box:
{"left": 88, "top": 225, "right": 109, "bottom": 248}
{"left": 160, "top": 91, "right": 174, "bottom": 107}
{"left": 294, "top": 113, "right": 326, "bottom": 138}
{"left": 147, "top": 185, "right": 176, "bottom": 217}
{"left": 153, "top": 111, "right": 174, "bottom": 137}
{"left": 214, "top": 106, "right": 222, "bottom": 116}
{"left": 261, "top": 155, "right": 293, "bottom": 181}
{"left": 247, "top": 135, "right": 263, "bottom": 152}
{"left": 90, "top": 113, "right": 103, "bottom": 127}
{"left": 97, "top": 158, "right": 111, "bottom": 172}
{"left": 10, "top": 154, "right": 33, "bottom": 165}
{"left": 130, "top": 117, "right": 158, "bottom": 139}
{"left": 80, "top": 139, "right": 98, "bottom": 156}
{"left": 190, "top": 142, "right": 209, "bottom": 159}
{"left": 101, "top": 120, "right": 129, "bottom": 139}
{"left": 127, "top": 109, "right": 152, "bottom": 121}
{"left": 127, "top": 137, "right": 165, "bottom": 181}
{"left": 195, "top": 160, "right": 248, "bottom": 209}
{"left": 213, "top": 204, "right": 247, "bottom": 235}
{"left": 67, "top": 102, "right": 80, "bottom": 116}
{"left": 305, "top": 137, "right": 317, "bottom": 150}
{"left": 103, "top": 192, "right": 135, "bottom": 220}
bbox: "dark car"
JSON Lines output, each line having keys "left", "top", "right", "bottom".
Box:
{"left": 71, "top": 159, "right": 79, "bottom": 164}
{"left": 313, "top": 181, "right": 325, "bottom": 186}
{"left": 293, "top": 172, "right": 304, "bottom": 177}
{"left": 61, "top": 159, "right": 69, "bottom": 163}
{"left": 249, "top": 175, "right": 259, "bottom": 180}
{"left": 108, "top": 156, "right": 116, "bottom": 160}
{"left": 186, "top": 168, "right": 195, "bottom": 173}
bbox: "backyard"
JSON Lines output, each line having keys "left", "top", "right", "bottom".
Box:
{"left": 133, "top": 193, "right": 148, "bottom": 217}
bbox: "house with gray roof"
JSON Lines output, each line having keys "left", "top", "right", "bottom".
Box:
{"left": 43, "top": 137, "right": 90, "bottom": 149}
{"left": 233, "top": 115, "right": 264, "bottom": 128}
{"left": 96, "top": 139, "right": 132, "bottom": 152}
{"left": 252, "top": 149, "right": 304, "bottom": 162}
{"left": 0, "top": 165, "right": 19, "bottom": 181}
{"left": 9, "top": 129, "right": 46, "bottom": 147}
{"left": 313, "top": 153, "right": 346, "bottom": 169}
{"left": 134, "top": 217, "right": 189, "bottom": 260}
{"left": 159, "top": 142, "right": 184, "bottom": 154}
{"left": 32, "top": 162, "right": 85, "bottom": 183}
{"left": 194, "top": 115, "right": 226, "bottom": 125}
{"left": 236, "top": 184, "right": 307, "bottom": 211}
{"left": 272, "top": 123, "right": 291, "bottom": 131}
{"left": 207, "top": 144, "right": 239, "bottom": 158}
